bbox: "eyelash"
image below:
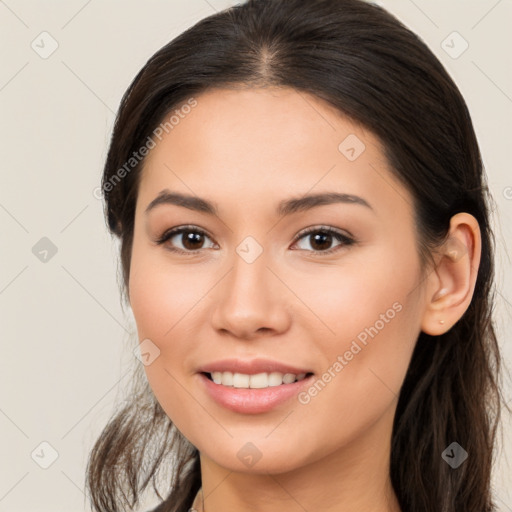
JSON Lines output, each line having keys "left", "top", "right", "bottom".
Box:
{"left": 155, "top": 224, "right": 355, "bottom": 256}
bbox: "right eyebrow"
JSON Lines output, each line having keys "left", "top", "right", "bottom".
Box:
{"left": 145, "top": 190, "right": 217, "bottom": 215}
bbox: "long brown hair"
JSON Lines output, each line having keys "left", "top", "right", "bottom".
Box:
{"left": 86, "top": 0, "right": 510, "bottom": 510}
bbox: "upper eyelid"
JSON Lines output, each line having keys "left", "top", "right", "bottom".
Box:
{"left": 294, "top": 225, "right": 353, "bottom": 240}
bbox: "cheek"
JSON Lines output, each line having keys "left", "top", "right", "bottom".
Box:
{"left": 288, "top": 247, "right": 417, "bottom": 344}
{"left": 292, "top": 299, "right": 418, "bottom": 458}
{"left": 291, "top": 246, "right": 421, "bottom": 417}
{"left": 128, "top": 253, "right": 205, "bottom": 435}
{"left": 128, "top": 247, "right": 206, "bottom": 341}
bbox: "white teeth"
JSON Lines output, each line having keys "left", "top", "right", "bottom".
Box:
{"left": 233, "top": 373, "right": 250, "bottom": 388}
{"left": 249, "top": 372, "right": 269, "bottom": 388}
{"left": 209, "top": 371, "right": 309, "bottom": 388}
{"left": 268, "top": 372, "right": 284, "bottom": 387}
{"left": 222, "top": 371, "right": 233, "bottom": 386}
{"left": 282, "top": 373, "right": 296, "bottom": 384}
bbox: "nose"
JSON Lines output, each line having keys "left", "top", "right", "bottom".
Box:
{"left": 210, "top": 247, "right": 291, "bottom": 340}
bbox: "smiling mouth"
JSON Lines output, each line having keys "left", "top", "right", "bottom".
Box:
{"left": 201, "top": 371, "right": 314, "bottom": 389}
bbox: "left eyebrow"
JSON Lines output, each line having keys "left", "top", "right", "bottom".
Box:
{"left": 276, "top": 191, "right": 374, "bottom": 216}
{"left": 144, "top": 190, "right": 374, "bottom": 216}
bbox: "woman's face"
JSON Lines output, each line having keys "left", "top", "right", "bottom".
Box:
{"left": 129, "top": 86, "right": 427, "bottom": 474}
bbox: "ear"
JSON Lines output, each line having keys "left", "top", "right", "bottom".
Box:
{"left": 421, "top": 212, "right": 482, "bottom": 335}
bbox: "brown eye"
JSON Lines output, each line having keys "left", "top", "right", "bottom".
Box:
{"left": 293, "top": 226, "right": 355, "bottom": 255}
{"left": 179, "top": 231, "right": 206, "bottom": 251}
{"left": 156, "top": 226, "right": 216, "bottom": 253}
{"left": 308, "top": 231, "right": 334, "bottom": 251}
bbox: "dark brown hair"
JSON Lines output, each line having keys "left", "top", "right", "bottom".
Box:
{"left": 86, "top": 0, "right": 510, "bottom": 511}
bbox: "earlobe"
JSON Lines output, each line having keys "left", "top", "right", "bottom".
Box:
{"left": 420, "top": 213, "right": 481, "bottom": 336}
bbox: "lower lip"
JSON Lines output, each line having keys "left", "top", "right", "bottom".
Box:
{"left": 197, "top": 373, "right": 314, "bottom": 414}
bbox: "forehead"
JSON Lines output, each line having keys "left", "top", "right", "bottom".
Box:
{"left": 142, "top": 86, "right": 380, "bottom": 174}
{"left": 137, "top": 86, "right": 411, "bottom": 220}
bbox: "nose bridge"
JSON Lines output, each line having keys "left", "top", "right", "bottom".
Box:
{"left": 210, "top": 236, "right": 290, "bottom": 337}
{"left": 233, "top": 237, "right": 268, "bottom": 293}
{"left": 226, "top": 238, "right": 272, "bottom": 311}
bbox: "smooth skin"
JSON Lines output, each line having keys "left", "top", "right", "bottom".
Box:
{"left": 128, "top": 87, "right": 481, "bottom": 512}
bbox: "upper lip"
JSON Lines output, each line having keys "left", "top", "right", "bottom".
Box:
{"left": 198, "top": 358, "right": 313, "bottom": 376}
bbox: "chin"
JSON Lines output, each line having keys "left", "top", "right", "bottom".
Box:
{"left": 197, "top": 437, "right": 315, "bottom": 475}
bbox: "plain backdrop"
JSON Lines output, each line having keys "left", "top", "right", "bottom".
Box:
{"left": 0, "top": 0, "right": 511, "bottom": 510}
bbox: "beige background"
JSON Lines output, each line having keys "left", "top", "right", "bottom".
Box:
{"left": 0, "top": 0, "right": 511, "bottom": 510}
